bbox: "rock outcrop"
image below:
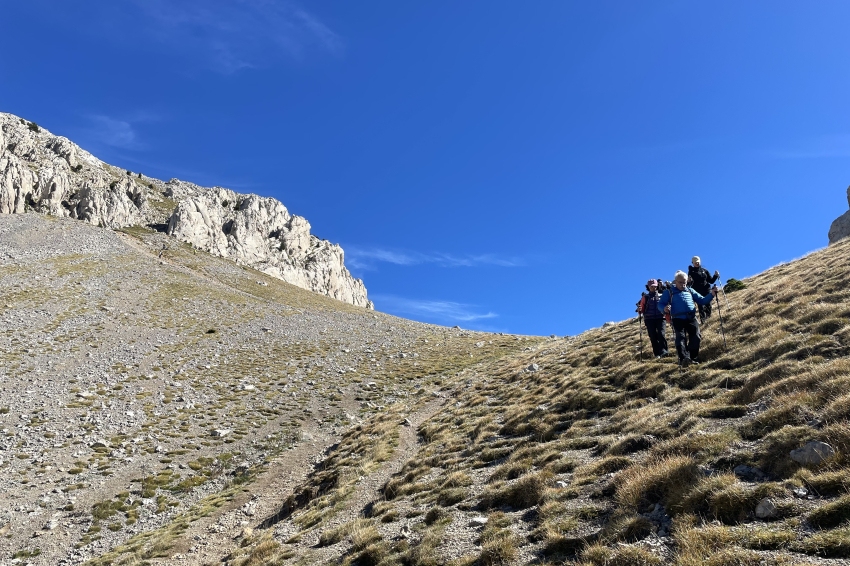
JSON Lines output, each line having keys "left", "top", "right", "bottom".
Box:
{"left": 828, "top": 186, "right": 850, "bottom": 244}
{"left": 167, "top": 187, "right": 370, "bottom": 307}
{"left": 0, "top": 112, "right": 371, "bottom": 308}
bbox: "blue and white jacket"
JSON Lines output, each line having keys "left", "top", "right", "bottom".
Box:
{"left": 657, "top": 286, "right": 713, "bottom": 319}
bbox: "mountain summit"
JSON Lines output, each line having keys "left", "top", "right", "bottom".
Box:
{"left": 0, "top": 112, "right": 372, "bottom": 308}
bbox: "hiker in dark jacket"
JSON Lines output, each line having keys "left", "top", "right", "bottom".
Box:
{"left": 658, "top": 270, "right": 717, "bottom": 367}
{"left": 687, "top": 256, "right": 719, "bottom": 323}
{"left": 638, "top": 279, "right": 668, "bottom": 358}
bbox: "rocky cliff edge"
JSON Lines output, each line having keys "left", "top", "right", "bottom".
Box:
{"left": 0, "top": 112, "right": 372, "bottom": 308}
{"left": 828, "top": 185, "right": 850, "bottom": 244}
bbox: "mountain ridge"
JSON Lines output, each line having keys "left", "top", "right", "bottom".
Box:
{"left": 0, "top": 112, "right": 371, "bottom": 308}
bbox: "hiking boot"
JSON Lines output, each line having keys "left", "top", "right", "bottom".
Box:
{"left": 679, "top": 358, "right": 691, "bottom": 368}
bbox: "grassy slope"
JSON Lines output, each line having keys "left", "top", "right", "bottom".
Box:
{"left": 0, "top": 216, "right": 541, "bottom": 564}
{"left": 230, "top": 237, "right": 850, "bottom": 565}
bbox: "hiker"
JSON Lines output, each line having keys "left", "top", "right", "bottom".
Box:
{"left": 687, "top": 256, "right": 719, "bottom": 323}
{"left": 638, "top": 279, "right": 669, "bottom": 358}
{"left": 659, "top": 271, "right": 718, "bottom": 367}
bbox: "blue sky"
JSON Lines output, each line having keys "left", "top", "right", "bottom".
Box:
{"left": 2, "top": 1, "right": 849, "bottom": 335}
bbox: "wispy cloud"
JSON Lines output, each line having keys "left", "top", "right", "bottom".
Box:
{"left": 762, "top": 134, "right": 850, "bottom": 159}
{"left": 83, "top": 112, "right": 159, "bottom": 150}
{"left": 131, "top": 0, "right": 344, "bottom": 73}
{"left": 346, "top": 246, "right": 523, "bottom": 271}
{"left": 86, "top": 116, "right": 141, "bottom": 149}
{"left": 372, "top": 295, "right": 498, "bottom": 324}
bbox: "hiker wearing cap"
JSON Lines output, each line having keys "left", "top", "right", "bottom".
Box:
{"left": 687, "top": 256, "right": 720, "bottom": 323}
{"left": 658, "top": 271, "right": 718, "bottom": 367}
{"left": 638, "top": 279, "right": 668, "bottom": 358}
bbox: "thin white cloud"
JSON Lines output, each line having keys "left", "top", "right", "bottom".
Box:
{"left": 87, "top": 116, "right": 142, "bottom": 150}
{"left": 346, "top": 246, "right": 523, "bottom": 271}
{"left": 763, "top": 135, "right": 850, "bottom": 159}
{"left": 84, "top": 112, "right": 160, "bottom": 151}
{"left": 372, "top": 295, "right": 498, "bottom": 323}
{"left": 131, "top": 0, "right": 343, "bottom": 73}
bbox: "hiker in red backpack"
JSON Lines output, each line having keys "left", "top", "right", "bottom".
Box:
{"left": 637, "top": 279, "right": 669, "bottom": 358}
{"left": 658, "top": 271, "right": 718, "bottom": 367}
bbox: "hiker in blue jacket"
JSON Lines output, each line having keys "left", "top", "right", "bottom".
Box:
{"left": 658, "top": 270, "right": 718, "bottom": 367}
{"left": 638, "top": 279, "right": 669, "bottom": 358}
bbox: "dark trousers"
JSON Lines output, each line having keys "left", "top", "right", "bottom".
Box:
{"left": 697, "top": 301, "right": 712, "bottom": 322}
{"left": 644, "top": 318, "right": 668, "bottom": 356}
{"left": 672, "top": 316, "right": 701, "bottom": 362}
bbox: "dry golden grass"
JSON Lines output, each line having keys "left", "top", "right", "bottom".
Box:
{"left": 232, "top": 238, "right": 850, "bottom": 563}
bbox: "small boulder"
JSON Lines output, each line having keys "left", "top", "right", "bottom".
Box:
{"left": 733, "top": 464, "right": 767, "bottom": 482}
{"left": 790, "top": 441, "right": 835, "bottom": 466}
{"left": 211, "top": 429, "right": 232, "bottom": 438}
{"left": 527, "top": 363, "right": 540, "bottom": 372}
{"left": 755, "top": 498, "right": 777, "bottom": 519}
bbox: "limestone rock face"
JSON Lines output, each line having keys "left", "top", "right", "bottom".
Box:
{"left": 0, "top": 113, "right": 148, "bottom": 227}
{"left": 0, "top": 111, "right": 371, "bottom": 308}
{"left": 828, "top": 186, "right": 850, "bottom": 244}
{"left": 167, "top": 188, "right": 370, "bottom": 307}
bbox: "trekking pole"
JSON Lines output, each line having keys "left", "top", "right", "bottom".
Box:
{"left": 719, "top": 281, "right": 734, "bottom": 315}
{"left": 713, "top": 286, "right": 728, "bottom": 351}
{"left": 638, "top": 313, "right": 644, "bottom": 361}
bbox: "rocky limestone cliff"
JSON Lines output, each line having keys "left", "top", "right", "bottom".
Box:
{"left": 166, "top": 186, "right": 369, "bottom": 307}
{"left": 828, "top": 185, "right": 850, "bottom": 244}
{"left": 0, "top": 112, "right": 372, "bottom": 308}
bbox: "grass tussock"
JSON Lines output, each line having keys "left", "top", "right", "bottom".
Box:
{"left": 616, "top": 456, "right": 701, "bottom": 512}
{"left": 580, "top": 543, "right": 662, "bottom": 566}
{"left": 479, "top": 471, "right": 551, "bottom": 510}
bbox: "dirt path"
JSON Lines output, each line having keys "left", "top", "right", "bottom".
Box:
{"left": 155, "top": 424, "right": 336, "bottom": 565}
{"left": 270, "top": 394, "right": 448, "bottom": 563}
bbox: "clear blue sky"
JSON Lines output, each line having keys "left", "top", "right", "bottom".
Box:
{"left": 2, "top": 1, "right": 848, "bottom": 335}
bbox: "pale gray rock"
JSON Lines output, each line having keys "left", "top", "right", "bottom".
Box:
{"left": 0, "top": 111, "right": 371, "bottom": 307}
{"left": 790, "top": 440, "right": 835, "bottom": 465}
{"left": 755, "top": 498, "right": 777, "bottom": 519}
{"left": 828, "top": 186, "right": 850, "bottom": 244}
{"left": 166, "top": 188, "right": 371, "bottom": 307}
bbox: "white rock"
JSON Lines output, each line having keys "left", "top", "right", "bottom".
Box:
{"left": 167, "top": 189, "right": 371, "bottom": 308}
{"left": 211, "top": 429, "right": 232, "bottom": 438}
{"left": 790, "top": 441, "right": 835, "bottom": 465}
{"left": 755, "top": 498, "right": 777, "bottom": 519}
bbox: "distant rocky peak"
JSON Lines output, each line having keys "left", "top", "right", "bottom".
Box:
{"left": 0, "top": 111, "right": 372, "bottom": 308}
